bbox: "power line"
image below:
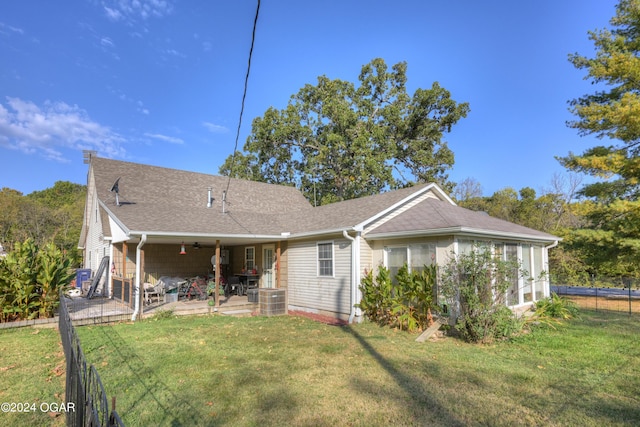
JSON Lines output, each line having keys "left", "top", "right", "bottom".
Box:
{"left": 225, "top": 0, "right": 261, "bottom": 196}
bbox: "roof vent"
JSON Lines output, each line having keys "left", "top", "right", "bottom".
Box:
{"left": 110, "top": 177, "right": 121, "bottom": 206}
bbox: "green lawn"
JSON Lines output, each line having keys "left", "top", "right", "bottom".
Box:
{"left": 1, "top": 311, "right": 638, "bottom": 427}
{"left": 0, "top": 326, "right": 66, "bottom": 427}
{"left": 72, "top": 311, "right": 640, "bottom": 427}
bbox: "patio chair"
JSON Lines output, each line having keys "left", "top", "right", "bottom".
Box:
{"left": 144, "top": 282, "right": 162, "bottom": 305}
{"left": 225, "top": 276, "right": 240, "bottom": 297}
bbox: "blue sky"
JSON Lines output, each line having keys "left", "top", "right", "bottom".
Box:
{"left": 0, "top": 0, "right": 617, "bottom": 197}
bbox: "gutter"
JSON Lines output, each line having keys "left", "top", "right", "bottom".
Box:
{"left": 545, "top": 240, "right": 559, "bottom": 251}
{"left": 366, "top": 227, "right": 561, "bottom": 244}
{"left": 131, "top": 233, "right": 147, "bottom": 321}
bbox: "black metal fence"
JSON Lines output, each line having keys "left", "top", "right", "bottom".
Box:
{"left": 552, "top": 279, "right": 640, "bottom": 316}
{"left": 59, "top": 292, "right": 125, "bottom": 426}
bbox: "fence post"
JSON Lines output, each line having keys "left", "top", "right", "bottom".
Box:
{"left": 592, "top": 274, "right": 597, "bottom": 312}
{"left": 628, "top": 278, "right": 632, "bottom": 316}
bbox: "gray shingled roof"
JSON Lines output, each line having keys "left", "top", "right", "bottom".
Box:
{"left": 367, "top": 197, "right": 558, "bottom": 242}
{"left": 92, "top": 157, "right": 558, "bottom": 243}
{"left": 92, "top": 157, "right": 312, "bottom": 236}
{"left": 284, "top": 183, "right": 432, "bottom": 233}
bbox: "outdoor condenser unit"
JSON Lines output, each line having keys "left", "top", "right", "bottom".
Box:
{"left": 259, "top": 289, "right": 287, "bottom": 316}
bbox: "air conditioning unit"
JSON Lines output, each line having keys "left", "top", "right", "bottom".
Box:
{"left": 259, "top": 289, "right": 287, "bottom": 316}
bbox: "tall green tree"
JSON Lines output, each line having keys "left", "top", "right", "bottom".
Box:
{"left": 558, "top": 0, "right": 640, "bottom": 276}
{"left": 0, "top": 182, "right": 85, "bottom": 262}
{"left": 220, "top": 58, "right": 470, "bottom": 204}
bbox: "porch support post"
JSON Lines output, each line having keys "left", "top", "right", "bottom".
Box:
{"left": 276, "top": 241, "right": 281, "bottom": 288}
{"left": 122, "top": 242, "right": 127, "bottom": 279}
{"left": 215, "top": 240, "right": 221, "bottom": 310}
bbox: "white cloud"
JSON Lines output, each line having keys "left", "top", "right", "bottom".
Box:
{"left": 0, "top": 22, "right": 24, "bottom": 35}
{"left": 103, "top": 7, "right": 123, "bottom": 22}
{"left": 203, "top": 122, "right": 228, "bottom": 133}
{"left": 101, "top": 37, "right": 115, "bottom": 48}
{"left": 165, "top": 48, "right": 186, "bottom": 58}
{"left": 143, "top": 132, "right": 183, "bottom": 144}
{"left": 102, "top": 0, "right": 174, "bottom": 23}
{"left": 0, "top": 97, "right": 125, "bottom": 162}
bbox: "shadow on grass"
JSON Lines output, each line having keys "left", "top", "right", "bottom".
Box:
{"left": 343, "top": 325, "right": 467, "bottom": 426}
{"left": 89, "top": 325, "right": 215, "bottom": 426}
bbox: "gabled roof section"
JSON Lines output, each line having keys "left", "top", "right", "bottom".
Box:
{"left": 365, "top": 197, "right": 559, "bottom": 242}
{"left": 90, "top": 157, "right": 312, "bottom": 236}
{"left": 285, "top": 183, "right": 442, "bottom": 234}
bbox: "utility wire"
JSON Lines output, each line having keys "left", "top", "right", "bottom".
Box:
{"left": 225, "top": 0, "right": 260, "bottom": 196}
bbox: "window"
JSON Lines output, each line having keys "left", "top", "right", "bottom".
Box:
{"left": 409, "top": 244, "right": 436, "bottom": 273}
{"left": 387, "top": 247, "right": 407, "bottom": 282}
{"left": 522, "top": 244, "right": 533, "bottom": 302}
{"left": 533, "top": 246, "right": 544, "bottom": 300}
{"left": 504, "top": 243, "right": 519, "bottom": 306}
{"left": 385, "top": 243, "right": 436, "bottom": 283}
{"left": 317, "top": 242, "right": 334, "bottom": 276}
{"left": 245, "top": 247, "right": 255, "bottom": 270}
{"left": 457, "top": 239, "right": 473, "bottom": 255}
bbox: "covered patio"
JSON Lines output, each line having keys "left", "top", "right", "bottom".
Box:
{"left": 106, "top": 234, "right": 286, "bottom": 320}
{"left": 65, "top": 292, "right": 260, "bottom": 325}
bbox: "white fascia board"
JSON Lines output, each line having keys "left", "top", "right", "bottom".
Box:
{"left": 109, "top": 217, "right": 130, "bottom": 243}
{"left": 127, "top": 230, "right": 285, "bottom": 241}
{"left": 288, "top": 227, "right": 353, "bottom": 240}
{"left": 354, "top": 183, "right": 456, "bottom": 231}
{"left": 365, "top": 227, "right": 561, "bottom": 243}
{"left": 98, "top": 200, "right": 130, "bottom": 236}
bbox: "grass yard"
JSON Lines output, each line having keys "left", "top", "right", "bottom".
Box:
{"left": 0, "top": 326, "right": 66, "bottom": 427}
{"left": 72, "top": 310, "right": 640, "bottom": 427}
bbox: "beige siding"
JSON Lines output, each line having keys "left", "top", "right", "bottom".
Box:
{"left": 287, "top": 237, "right": 352, "bottom": 317}
{"left": 359, "top": 237, "right": 373, "bottom": 275}
{"left": 142, "top": 244, "right": 217, "bottom": 282}
{"left": 278, "top": 241, "right": 288, "bottom": 289}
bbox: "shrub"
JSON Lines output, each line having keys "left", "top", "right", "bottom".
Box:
{"left": 440, "top": 247, "right": 523, "bottom": 343}
{"left": 532, "top": 292, "right": 579, "bottom": 326}
{"left": 357, "top": 264, "right": 437, "bottom": 332}
{"left": 357, "top": 266, "right": 393, "bottom": 325}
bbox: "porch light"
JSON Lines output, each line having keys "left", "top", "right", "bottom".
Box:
{"left": 179, "top": 242, "right": 187, "bottom": 255}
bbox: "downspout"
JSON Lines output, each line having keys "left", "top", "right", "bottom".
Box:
{"left": 108, "top": 243, "right": 114, "bottom": 298}
{"left": 131, "top": 234, "right": 147, "bottom": 321}
{"left": 343, "top": 230, "right": 357, "bottom": 324}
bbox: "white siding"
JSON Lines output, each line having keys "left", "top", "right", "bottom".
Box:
{"left": 85, "top": 191, "right": 110, "bottom": 272}
{"left": 287, "top": 237, "right": 352, "bottom": 317}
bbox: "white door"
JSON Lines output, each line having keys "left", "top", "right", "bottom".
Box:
{"left": 262, "top": 245, "right": 275, "bottom": 288}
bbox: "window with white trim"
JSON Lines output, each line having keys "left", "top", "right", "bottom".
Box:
{"left": 317, "top": 242, "right": 334, "bottom": 277}
{"left": 467, "top": 240, "right": 546, "bottom": 306}
{"left": 384, "top": 243, "right": 436, "bottom": 283}
{"left": 245, "top": 247, "right": 255, "bottom": 270}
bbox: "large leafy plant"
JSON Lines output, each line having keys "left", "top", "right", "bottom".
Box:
{"left": 357, "top": 264, "right": 438, "bottom": 332}
{"left": 0, "top": 239, "right": 74, "bottom": 322}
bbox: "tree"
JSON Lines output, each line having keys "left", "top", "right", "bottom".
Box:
{"left": 0, "top": 182, "right": 85, "bottom": 263}
{"left": 558, "top": 0, "right": 640, "bottom": 276}
{"left": 220, "top": 58, "right": 470, "bottom": 204}
{"left": 453, "top": 177, "right": 483, "bottom": 202}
